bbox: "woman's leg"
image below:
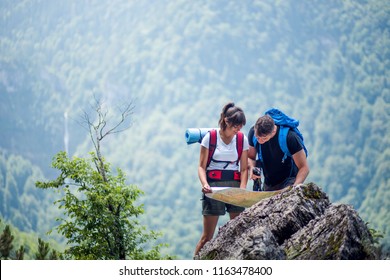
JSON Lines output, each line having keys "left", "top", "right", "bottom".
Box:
{"left": 229, "top": 212, "right": 241, "bottom": 219}
{"left": 194, "top": 215, "right": 219, "bottom": 257}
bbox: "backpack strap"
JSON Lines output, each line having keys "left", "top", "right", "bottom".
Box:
{"left": 206, "top": 129, "right": 217, "bottom": 167}
{"left": 253, "top": 126, "right": 294, "bottom": 164}
{"left": 235, "top": 131, "right": 244, "bottom": 165}
{"left": 278, "top": 126, "right": 290, "bottom": 163}
{"left": 252, "top": 133, "right": 263, "bottom": 162}
{"left": 207, "top": 130, "right": 244, "bottom": 168}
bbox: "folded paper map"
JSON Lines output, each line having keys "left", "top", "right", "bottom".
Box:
{"left": 205, "top": 187, "right": 282, "bottom": 208}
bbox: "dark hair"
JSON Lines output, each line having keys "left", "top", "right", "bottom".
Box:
{"left": 255, "top": 115, "right": 275, "bottom": 136}
{"left": 218, "top": 102, "right": 246, "bottom": 130}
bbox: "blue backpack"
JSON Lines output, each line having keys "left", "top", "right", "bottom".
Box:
{"left": 253, "top": 108, "right": 308, "bottom": 163}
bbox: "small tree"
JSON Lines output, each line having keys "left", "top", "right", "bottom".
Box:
{"left": 49, "top": 249, "right": 59, "bottom": 260}
{"left": 0, "top": 225, "right": 14, "bottom": 259}
{"left": 36, "top": 98, "right": 167, "bottom": 260}
{"left": 15, "top": 245, "right": 25, "bottom": 260}
{"left": 35, "top": 238, "right": 50, "bottom": 260}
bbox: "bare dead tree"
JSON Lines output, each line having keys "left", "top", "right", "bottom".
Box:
{"left": 81, "top": 96, "right": 135, "bottom": 182}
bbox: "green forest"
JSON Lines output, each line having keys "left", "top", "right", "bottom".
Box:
{"left": 0, "top": 0, "right": 389, "bottom": 259}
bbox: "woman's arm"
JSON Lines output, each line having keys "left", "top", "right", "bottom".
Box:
{"left": 198, "top": 145, "right": 212, "bottom": 193}
{"left": 239, "top": 150, "right": 248, "bottom": 189}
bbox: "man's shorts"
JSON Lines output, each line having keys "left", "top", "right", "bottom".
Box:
{"left": 201, "top": 180, "right": 245, "bottom": 216}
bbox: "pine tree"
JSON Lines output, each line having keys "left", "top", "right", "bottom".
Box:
{"left": 0, "top": 225, "right": 14, "bottom": 260}
{"left": 15, "top": 245, "right": 25, "bottom": 260}
{"left": 35, "top": 238, "right": 50, "bottom": 260}
{"left": 49, "top": 249, "right": 59, "bottom": 260}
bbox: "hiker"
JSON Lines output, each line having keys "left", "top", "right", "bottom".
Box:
{"left": 194, "top": 102, "right": 249, "bottom": 257}
{"left": 248, "top": 111, "right": 309, "bottom": 191}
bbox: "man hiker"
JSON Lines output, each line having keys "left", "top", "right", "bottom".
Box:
{"left": 248, "top": 110, "right": 309, "bottom": 191}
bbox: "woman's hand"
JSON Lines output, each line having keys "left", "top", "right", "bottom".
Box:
{"left": 202, "top": 184, "right": 212, "bottom": 193}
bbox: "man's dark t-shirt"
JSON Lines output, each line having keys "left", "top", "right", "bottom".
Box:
{"left": 248, "top": 126, "right": 303, "bottom": 187}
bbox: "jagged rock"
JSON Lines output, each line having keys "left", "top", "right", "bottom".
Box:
{"left": 196, "top": 183, "right": 377, "bottom": 260}
{"left": 283, "top": 204, "right": 377, "bottom": 259}
{"left": 240, "top": 226, "right": 285, "bottom": 260}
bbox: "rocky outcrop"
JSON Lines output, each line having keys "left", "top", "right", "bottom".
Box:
{"left": 196, "top": 183, "right": 378, "bottom": 260}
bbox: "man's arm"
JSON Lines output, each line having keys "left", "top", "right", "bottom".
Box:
{"left": 292, "top": 149, "right": 309, "bottom": 186}
{"left": 248, "top": 145, "right": 259, "bottom": 180}
{"left": 248, "top": 145, "right": 257, "bottom": 161}
{"left": 247, "top": 127, "right": 261, "bottom": 181}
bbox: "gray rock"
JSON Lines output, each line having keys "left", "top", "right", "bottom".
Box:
{"left": 283, "top": 204, "right": 377, "bottom": 259}
{"left": 196, "top": 183, "right": 378, "bottom": 260}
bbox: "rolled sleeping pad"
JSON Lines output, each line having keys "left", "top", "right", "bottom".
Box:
{"left": 185, "top": 128, "right": 217, "bottom": 144}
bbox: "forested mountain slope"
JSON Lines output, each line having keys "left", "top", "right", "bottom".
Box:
{"left": 1, "top": 0, "right": 389, "bottom": 259}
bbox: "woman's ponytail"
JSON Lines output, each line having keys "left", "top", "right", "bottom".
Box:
{"left": 218, "top": 102, "right": 246, "bottom": 130}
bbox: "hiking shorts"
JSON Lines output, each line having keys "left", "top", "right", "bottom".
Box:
{"left": 201, "top": 180, "right": 245, "bottom": 216}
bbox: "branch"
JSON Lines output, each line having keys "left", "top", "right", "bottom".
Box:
{"left": 79, "top": 96, "right": 135, "bottom": 183}
{"left": 100, "top": 101, "right": 135, "bottom": 139}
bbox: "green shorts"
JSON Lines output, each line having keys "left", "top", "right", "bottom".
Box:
{"left": 201, "top": 180, "right": 245, "bottom": 216}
